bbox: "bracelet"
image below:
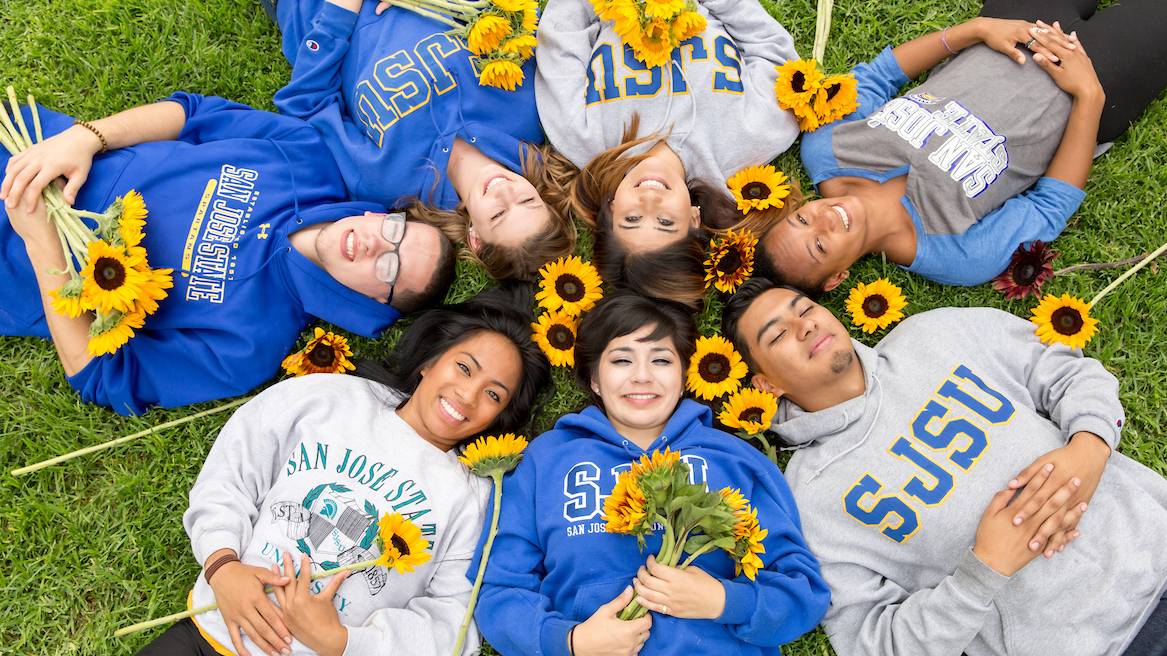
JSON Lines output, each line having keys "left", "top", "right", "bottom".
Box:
{"left": 74, "top": 120, "right": 108, "bottom": 153}
{"left": 204, "top": 553, "right": 240, "bottom": 584}
{"left": 568, "top": 625, "right": 576, "bottom": 656}
{"left": 940, "top": 27, "right": 958, "bottom": 56}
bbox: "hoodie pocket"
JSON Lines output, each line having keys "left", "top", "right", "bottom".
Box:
{"left": 570, "top": 577, "right": 634, "bottom": 622}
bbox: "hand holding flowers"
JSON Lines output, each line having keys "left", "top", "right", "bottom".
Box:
{"left": 571, "top": 586, "right": 652, "bottom": 656}
{"left": 633, "top": 554, "right": 725, "bottom": 619}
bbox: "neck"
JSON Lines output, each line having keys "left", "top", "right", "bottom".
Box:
{"left": 611, "top": 419, "right": 664, "bottom": 451}
{"left": 397, "top": 396, "right": 457, "bottom": 452}
{"left": 828, "top": 177, "right": 916, "bottom": 265}
{"left": 288, "top": 222, "right": 326, "bottom": 266}
{"left": 646, "top": 140, "right": 684, "bottom": 175}
{"left": 791, "top": 353, "right": 867, "bottom": 413}
{"left": 446, "top": 137, "right": 492, "bottom": 201}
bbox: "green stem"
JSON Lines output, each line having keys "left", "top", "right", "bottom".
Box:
{"left": 1088, "top": 239, "right": 1167, "bottom": 308}
{"left": 388, "top": 0, "right": 467, "bottom": 27}
{"left": 618, "top": 518, "right": 676, "bottom": 621}
{"left": 6, "top": 86, "right": 33, "bottom": 149}
{"left": 813, "top": 0, "right": 833, "bottom": 62}
{"left": 678, "top": 541, "right": 719, "bottom": 569}
{"left": 452, "top": 472, "right": 503, "bottom": 656}
{"left": 752, "top": 432, "right": 779, "bottom": 465}
{"left": 29, "top": 94, "right": 43, "bottom": 143}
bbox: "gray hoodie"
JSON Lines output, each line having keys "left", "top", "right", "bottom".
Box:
{"left": 535, "top": 0, "right": 799, "bottom": 190}
{"left": 771, "top": 307, "right": 1167, "bottom": 656}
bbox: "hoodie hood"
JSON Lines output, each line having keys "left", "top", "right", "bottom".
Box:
{"left": 553, "top": 398, "right": 713, "bottom": 457}
{"left": 771, "top": 340, "right": 882, "bottom": 452}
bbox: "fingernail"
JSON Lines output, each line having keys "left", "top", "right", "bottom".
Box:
{"left": 1044, "top": 463, "right": 1054, "bottom": 472}
{"left": 1030, "top": 540, "right": 1041, "bottom": 550}
{"left": 1072, "top": 478, "right": 1081, "bottom": 487}
{"left": 1080, "top": 503, "right": 1088, "bottom": 512}
{"left": 1045, "top": 550, "right": 1053, "bottom": 558}
{"left": 1058, "top": 545, "right": 1065, "bottom": 552}
{"left": 1013, "top": 517, "right": 1023, "bottom": 526}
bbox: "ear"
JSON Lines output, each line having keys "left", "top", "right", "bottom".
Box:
{"left": 689, "top": 204, "right": 701, "bottom": 229}
{"left": 590, "top": 376, "right": 600, "bottom": 396}
{"left": 822, "top": 268, "right": 850, "bottom": 292}
{"left": 751, "top": 372, "right": 786, "bottom": 399}
{"left": 467, "top": 227, "right": 482, "bottom": 253}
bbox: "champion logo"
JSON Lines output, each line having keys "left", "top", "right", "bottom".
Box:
{"left": 1118, "top": 418, "right": 1124, "bottom": 428}
{"left": 306, "top": 39, "right": 320, "bottom": 52}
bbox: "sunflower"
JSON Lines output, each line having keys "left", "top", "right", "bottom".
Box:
{"left": 993, "top": 241, "right": 1057, "bottom": 300}
{"left": 281, "top": 327, "right": 357, "bottom": 376}
{"left": 686, "top": 335, "right": 748, "bottom": 400}
{"left": 635, "top": 18, "right": 674, "bottom": 69}
{"left": 845, "top": 278, "right": 907, "bottom": 333}
{"left": 499, "top": 33, "right": 538, "bottom": 59}
{"left": 467, "top": 14, "right": 513, "bottom": 55}
{"left": 479, "top": 58, "right": 525, "bottom": 91}
{"left": 375, "top": 513, "right": 433, "bottom": 574}
{"left": 49, "top": 276, "right": 86, "bottom": 318}
{"left": 813, "top": 73, "right": 859, "bottom": 125}
{"left": 630, "top": 448, "right": 682, "bottom": 478}
{"left": 729, "top": 505, "right": 768, "bottom": 580}
{"left": 79, "top": 240, "right": 150, "bottom": 314}
{"left": 719, "top": 487, "right": 747, "bottom": 513}
{"left": 793, "top": 105, "right": 822, "bottom": 133}
{"left": 491, "top": 0, "right": 527, "bottom": 11}
{"left": 131, "top": 266, "right": 174, "bottom": 316}
{"left": 535, "top": 256, "right": 603, "bottom": 315}
{"left": 718, "top": 387, "right": 778, "bottom": 435}
{"left": 774, "top": 59, "right": 824, "bottom": 112}
{"left": 459, "top": 433, "right": 529, "bottom": 478}
{"left": 531, "top": 310, "right": 578, "bottom": 367}
{"left": 672, "top": 10, "right": 706, "bottom": 41}
{"left": 520, "top": 5, "right": 538, "bottom": 33}
{"left": 1030, "top": 293, "right": 1098, "bottom": 350}
{"left": 643, "top": 0, "right": 685, "bottom": 20}
{"left": 726, "top": 165, "right": 790, "bottom": 213}
{"left": 111, "top": 189, "right": 147, "bottom": 248}
{"left": 87, "top": 308, "right": 146, "bottom": 356}
{"left": 704, "top": 229, "right": 756, "bottom": 293}
{"left": 603, "top": 470, "right": 648, "bottom": 534}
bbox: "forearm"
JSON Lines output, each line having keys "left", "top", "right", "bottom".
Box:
{"left": 893, "top": 18, "right": 983, "bottom": 80}
{"left": 24, "top": 235, "right": 93, "bottom": 375}
{"left": 1042, "top": 94, "right": 1104, "bottom": 189}
{"left": 87, "top": 100, "right": 187, "bottom": 151}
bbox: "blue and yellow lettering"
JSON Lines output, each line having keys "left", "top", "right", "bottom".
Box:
{"left": 889, "top": 437, "right": 955, "bottom": 505}
{"left": 414, "top": 33, "right": 461, "bottom": 95}
{"left": 564, "top": 462, "right": 602, "bottom": 521}
{"left": 844, "top": 474, "right": 920, "bottom": 542}
{"left": 586, "top": 43, "right": 620, "bottom": 105}
{"left": 670, "top": 36, "right": 708, "bottom": 93}
{"left": 939, "top": 365, "right": 1015, "bottom": 424}
{"left": 623, "top": 43, "right": 662, "bottom": 97}
{"left": 354, "top": 80, "right": 399, "bottom": 148}
{"left": 712, "top": 36, "right": 744, "bottom": 93}
{"left": 373, "top": 50, "right": 431, "bottom": 120}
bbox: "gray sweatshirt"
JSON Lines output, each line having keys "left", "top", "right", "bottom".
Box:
{"left": 770, "top": 308, "right": 1167, "bottom": 656}
{"left": 183, "top": 374, "right": 489, "bottom": 656}
{"left": 535, "top": 0, "right": 799, "bottom": 190}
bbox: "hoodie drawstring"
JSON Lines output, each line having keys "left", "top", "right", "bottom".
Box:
{"left": 805, "top": 372, "right": 886, "bottom": 483}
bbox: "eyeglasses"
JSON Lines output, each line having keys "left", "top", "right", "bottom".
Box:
{"left": 376, "top": 212, "right": 407, "bottom": 303}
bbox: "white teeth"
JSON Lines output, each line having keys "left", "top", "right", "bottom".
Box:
{"left": 625, "top": 393, "right": 657, "bottom": 400}
{"left": 638, "top": 179, "right": 667, "bottom": 190}
{"left": 345, "top": 233, "right": 355, "bottom": 260}
{"left": 440, "top": 397, "right": 466, "bottom": 421}
{"left": 485, "top": 175, "right": 507, "bottom": 193}
{"left": 831, "top": 205, "right": 851, "bottom": 231}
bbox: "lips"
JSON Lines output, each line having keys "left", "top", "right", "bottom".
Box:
{"left": 622, "top": 392, "right": 660, "bottom": 407}
{"left": 636, "top": 177, "right": 670, "bottom": 191}
{"left": 810, "top": 333, "right": 834, "bottom": 358}
{"left": 438, "top": 396, "right": 467, "bottom": 424}
{"left": 831, "top": 205, "right": 851, "bottom": 231}
{"left": 342, "top": 230, "right": 356, "bottom": 262}
{"left": 483, "top": 174, "right": 508, "bottom": 195}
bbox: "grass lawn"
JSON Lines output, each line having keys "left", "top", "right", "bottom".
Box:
{"left": 1, "top": 0, "right": 1164, "bottom": 654}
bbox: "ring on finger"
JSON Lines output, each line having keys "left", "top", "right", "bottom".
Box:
{"left": 1024, "top": 37, "right": 1037, "bottom": 50}
{"left": 659, "top": 604, "right": 668, "bottom": 615}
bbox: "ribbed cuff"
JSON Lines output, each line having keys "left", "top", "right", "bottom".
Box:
{"left": 193, "top": 530, "right": 241, "bottom": 566}
{"left": 342, "top": 625, "right": 372, "bottom": 656}
{"left": 315, "top": 1, "right": 359, "bottom": 37}
{"left": 1066, "top": 413, "right": 1122, "bottom": 451}
{"left": 954, "top": 548, "right": 1013, "bottom": 604}
{"left": 716, "top": 578, "right": 759, "bottom": 625}
{"left": 538, "top": 617, "right": 576, "bottom": 656}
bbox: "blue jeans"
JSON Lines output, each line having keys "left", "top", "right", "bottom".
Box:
{"left": 1125, "top": 590, "right": 1167, "bottom": 656}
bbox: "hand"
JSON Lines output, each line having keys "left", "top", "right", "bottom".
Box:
{"left": 207, "top": 554, "right": 293, "bottom": 656}
{"left": 632, "top": 555, "right": 726, "bottom": 620}
{"left": 4, "top": 196, "right": 57, "bottom": 249}
{"left": 973, "top": 463, "right": 1088, "bottom": 576}
{"left": 969, "top": 17, "right": 1060, "bottom": 65}
{"left": 374, "top": 2, "right": 391, "bottom": 15}
{"left": 1006, "top": 431, "right": 1110, "bottom": 548}
{"left": 1, "top": 124, "right": 101, "bottom": 211}
{"left": 1030, "top": 21, "right": 1105, "bottom": 103}
{"left": 271, "top": 554, "right": 349, "bottom": 656}
{"left": 572, "top": 586, "right": 652, "bottom": 656}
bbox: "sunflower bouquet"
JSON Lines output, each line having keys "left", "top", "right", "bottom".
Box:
{"left": 590, "top": 0, "right": 707, "bottom": 69}
{"left": 382, "top": 0, "right": 539, "bottom": 90}
{"left": 603, "top": 449, "right": 767, "bottom": 620}
{"left": 0, "top": 88, "right": 172, "bottom": 356}
{"left": 531, "top": 255, "right": 603, "bottom": 367}
{"left": 773, "top": 59, "right": 857, "bottom": 132}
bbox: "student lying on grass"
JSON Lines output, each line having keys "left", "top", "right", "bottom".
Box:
{"left": 722, "top": 277, "right": 1167, "bottom": 656}
{"left": 473, "top": 292, "right": 829, "bottom": 656}
{"left": 0, "top": 95, "right": 454, "bottom": 415}
{"left": 269, "top": 0, "right": 576, "bottom": 281}
{"left": 136, "top": 290, "right": 550, "bottom": 656}
{"left": 755, "top": 2, "right": 1167, "bottom": 290}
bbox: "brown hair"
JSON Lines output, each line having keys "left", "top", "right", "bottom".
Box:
{"left": 409, "top": 143, "right": 578, "bottom": 282}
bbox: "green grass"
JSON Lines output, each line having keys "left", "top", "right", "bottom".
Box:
{"left": 1, "top": 1, "right": 1164, "bottom": 654}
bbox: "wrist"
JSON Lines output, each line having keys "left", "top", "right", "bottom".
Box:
{"left": 950, "top": 18, "right": 985, "bottom": 50}
{"left": 1073, "top": 88, "right": 1106, "bottom": 111}
{"left": 1070, "top": 431, "right": 1111, "bottom": 458}
{"left": 204, "top": 549, "right": 240, "bottom": 584}
{"left": 971, "top": 544, "right": 1015, "bottom": 577}
{"left": 68, "top": 123, "right": 105, "bottom": 156}
{"left": 321, "top": 625, "right": 348, "bottom": 656}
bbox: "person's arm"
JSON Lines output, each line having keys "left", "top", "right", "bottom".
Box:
{"left": 533, "top": 0, "right": 606, "bottom": 167}
{"left": 272, "top": 1, "right": 358, "bottom": 122}
{"left": 891, "top": 17, "right": 1039, "bottom": 81}
{"left": 699, "top": 0, "right": 796, "bottom": 67}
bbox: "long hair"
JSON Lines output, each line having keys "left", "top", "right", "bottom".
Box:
{"left": 410, "top": 143, "right": 578, "bottom": 282}
{"left": 356, "top": 285, "right": 551, "bottom": 435}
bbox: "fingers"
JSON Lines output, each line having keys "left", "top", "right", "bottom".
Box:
{"left": 632, "top": 578, "right": 666, "bottom": 607}
{"left": 270, "top": 565, "right": 287, "bottom": 608}
{"left": 604, "top": 585, "right": 635, "bottom": 613}
{"left": 644, "top": 554, "right": 674, "bottom": 579}
{"left": 319, "top": 569, "right": 349, "bottom": 599}
{"left": 298, "top": 556, "right": 312, "bottom": 595}
{"left": 62, "top": 170, "right": 88, "bottom": 205}
{"left": 375, "top": 1, "right": 391, "bottom": 15}
{"left": 1008, "top": 460, "right": 1044, "bottom": 490}
{"left": 258, "top": 563, "right": 292, "bottom": 589}
{"left": 229, "top": 622, "right": 252, "bottom": 656}
{"left": 1006, "top": 462, "right": 1053, "bottom": 519}
{"left": 0, "top": 154, "right": 23, "bottom": 199}
{"left": 24, "top": 170, "right": 57, "bottom": 211}
{"left": 1044, "top": 502, "right": 1087, "bottom": 556}
{"left": 1030, "top": 23, "right": 1074, "bottom": 60}
{"left": 3, "top": 163, "right": 37, "bottom": 210}
{"left": 254, "top": 600, "right": 293, "bottom": 654}
{"left": 1024, "top": 476, "right": 1082, "bottom": 553}
{"left": 239, "top": 616, "right": 280, "bottom": 656}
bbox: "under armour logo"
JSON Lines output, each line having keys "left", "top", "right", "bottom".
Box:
{"left": 257, "top": 223, "right": 271, "bottom": 240}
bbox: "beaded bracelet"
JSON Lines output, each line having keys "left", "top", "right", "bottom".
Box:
{"left": 74, "top": 120, "right": 108, "bottom": 153}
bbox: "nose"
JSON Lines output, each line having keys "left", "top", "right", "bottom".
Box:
{"left": 813, "top": 205, "right": 837, "bottom": 234}
{"left": 637, "top": 187, "right": 663, "bottom": 212}
{"left": 795, "top": 314, "right": 816, "bottom": 342}
{"left": 632, "top": 358, "right": 653, "bottom": 383}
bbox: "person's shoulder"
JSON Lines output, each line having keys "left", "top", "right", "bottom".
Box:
{"left": 882, "top": 307, "right": 1020, "bottom": 346}
{"left": 259, "top": 373, "right": 402, "bottom": 408}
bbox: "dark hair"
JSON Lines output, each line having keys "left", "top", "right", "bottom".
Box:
{"left": 391, "top": 228, "right": 457, "bottom": 315}
{"left": 358, "top": 285, "right": 550, "bottom": 434}
{"left": 721, "top": 277, "right": 805, "bottom": 371}
{"left": 573, "top": 291, "right": 697, "bottom": 406}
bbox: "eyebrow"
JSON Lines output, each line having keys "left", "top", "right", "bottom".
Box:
{"left": 462, "top": 351, "right": 511, "bottom": 394}
{"left": 753, "top": 293, "right": 806, "bottom": 343}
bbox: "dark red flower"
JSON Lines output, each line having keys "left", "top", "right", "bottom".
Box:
{"left": 992, "top": 241, "right": 1057, "bottom": 300}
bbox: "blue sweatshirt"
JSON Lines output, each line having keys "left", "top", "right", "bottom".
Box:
{"left": 471, "top": 399, "right": 829, "bottom": 656}
{"left": 800, "top": 46, "right": 1085, "bottom": 286}
{"left": 0, "top": 93, "right": 399, "bottom": 415}
{"left": 274, "top": 1, "right": 544, "bottom": 209}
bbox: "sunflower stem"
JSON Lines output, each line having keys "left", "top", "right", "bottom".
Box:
{"left": 6, "top": 86, "right": 34, "bottom": 149}
{"left": 751, "top": 432, "right": 778, "bottom": 465}
{"left": 11, "top": 396, "right": 253, "bottom": 476}
{"left": 1056, "top": 251, "right": 1167, "bottom": 276}
{"left": 0, "top": 90, "right": 29, "bottom": 151}
{"left": 452, "top": 471, "right": 503, "bottom": 656}
{"left": 678, "top": 541, "right": 719, "bottom": 569}
{"left": 387, "top": 0, "right": 467, "bottom": 27}
{"left": 28, "top": 94, "right": 43, "bottom": 143}
{"left": 1088, "top": 240, "right": 1167, "bottom": 308}
{"left": 813, "top": 0, "right": 833, "bottom": 63}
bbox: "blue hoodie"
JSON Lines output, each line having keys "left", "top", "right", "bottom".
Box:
{"left": 0, "top": 93, "right": 399, "bottom": 415}
{"left": 274, "top": 1, "right": 544, "bottom": 209}
{"left": 471, "top": 399, "right": 830, "bottom": 656}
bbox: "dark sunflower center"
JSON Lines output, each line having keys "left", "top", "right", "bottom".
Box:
{"left": 1012, "top": 259, "right": 1041, "bottom": 286}
{"left": 1051, "top": 306, "right": 1084, "bottom": 336}
{"left": 823, "top": 82, "right": 842, "bottom": 102}
{"left": 862, "top": 294, "right": 889, "bottom": 318}
{"left": 548, "top": 324, "right": 575, "bottom": 350}
{"left": 741, "top": 181, "right": 771, "bottom": 200}
{"left": 308, "top": 342, "right": 337, "bottom": 367}
{"left": 716, "top": 249, "right": 744, "bottom": 275}
{"left": 791, "top": 71, "right": 807, "bottom": 93}
{"left": 739, "top": 407, "right": 764, "bottom": 424}
{"left": 698, "top": 353, "right": 730, "bottom": 383}
{"left": 94, "top": 257, "right": 127, "bottom": 291}
{"left": 555, "top": 274, "right": 585, "bottom": 303}
{"left": 390, "top": 534, "right": 410, "bottom": 555}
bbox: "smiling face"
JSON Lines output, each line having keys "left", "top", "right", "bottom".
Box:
{"left": 310, "top": 212, "right": 444, "bottom": 304}
{"left": 736, "top": 287, "right": 858, "bottom": 407}
{"left": 608, "top": 149, "right": 700, "bottom": 253}
{"left": 401, "top": 330, "right": 523, "bottom": 451}
{"left": 463, "top": 164, "right": 551, "bottom": 251}
{"left": 591, "top": 324, "right": 685, "bottom": 445}
{"left": 760, "top": 196, "right": 868, "bottom": 292}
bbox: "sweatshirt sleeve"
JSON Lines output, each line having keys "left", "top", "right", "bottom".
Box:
{"left": 907, "top": 177, "right": 1086, "bottom": 286}
{"left": 272, "top": 3, "right": 356, "bottom": 124}
{"left": 852, "top": 47, "right": 910, "bottom": 121}
{"left": 470, "top": 456, "right": 574, "bottom": 656}
{"left": 533, "top": 0, "right": 607, "bottom": 169}
{"left": 165, "top": 92, "right": 314, "bottom": 144}
{"left": 822, "top": 547, "right": 1012, "bottom": 656}
{"left": 714, "top": 454, "right": 830, "bottom": 646}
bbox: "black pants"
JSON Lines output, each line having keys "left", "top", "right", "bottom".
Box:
{"left": 1125, "top": 590, "right": 1167, "bottom": 656}
{"left": 136, "top": 618, "right": 220, "bottom": 656}
{"left": 979, "top": 0, "right": 1167, "bottom": 142}
{"left": 258, "top": 0, "right": 277, "bottom": 22}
